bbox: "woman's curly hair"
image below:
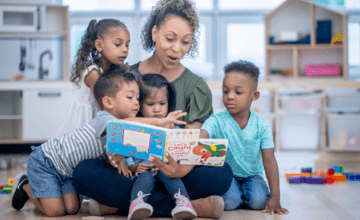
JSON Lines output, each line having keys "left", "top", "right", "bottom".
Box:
{"left": 141, "top": 0, "right": 200, "bottom": 57}
{"left": 70, "top": 19, "right": 126, "bottom": 86}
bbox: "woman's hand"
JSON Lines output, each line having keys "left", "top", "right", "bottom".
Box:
{"left": 159, "top": 110, "right": 187, "bottom": 128}
{"left": 105, "top": 145, "right": 124, "bottom": 169}
{"left": 149, "top": 153, "right": 194, "bottom": 178}
{"left": 262, "top": 196, "right": 289, "bottom": 215}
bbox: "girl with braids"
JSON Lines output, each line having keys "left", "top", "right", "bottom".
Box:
{"left": 73, "top": 1, "right": 233, "bottom": 219}
{"left": 57, "top": 19, "right": 130, "bottom": 137}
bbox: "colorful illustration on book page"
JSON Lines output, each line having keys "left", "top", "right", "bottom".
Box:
{"left": 167, "top": 139, "right": 228, "bottom": 166}
{"left": 107, "top": 122, "right": 167, "bottom": 161}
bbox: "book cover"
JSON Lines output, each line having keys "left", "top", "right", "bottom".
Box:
{"left": 106, "top": 120, "right": 228, "bottom": 166}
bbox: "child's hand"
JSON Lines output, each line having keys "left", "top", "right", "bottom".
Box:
{"left": 135, "top": 163, "right": 151, "bottom": 176}
{"left": 152, "top": 167, "right": 159, "bottom": 176}
{"left": 119, "top": 160, "right": 133, "bottom": 178}
{"left": 159, "top": 110, "right": 187, "bottom": 128}
{"left": 262, "top": 196, "right": 289, "bottom": 215}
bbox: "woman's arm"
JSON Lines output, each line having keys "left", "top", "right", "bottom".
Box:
{"left": 185, "top": 121, "right": 203, "bottom": 129}
{"left": 149, "top": 153, "right": 195, "bottom": 178}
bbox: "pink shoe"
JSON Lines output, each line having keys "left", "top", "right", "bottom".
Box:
{"left": 171, "top": 189, "right": 197, "bottom": 219}
{"left": 128, "top": 191, "right": 153, "bottom": 220}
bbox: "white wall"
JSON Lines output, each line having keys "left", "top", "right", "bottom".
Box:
{"left": 0, "top": 0, "right": 61, "bottom": 4}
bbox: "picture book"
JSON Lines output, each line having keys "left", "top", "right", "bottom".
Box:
{"left": 106, "top": 120, "right": 228, "bottom": 166}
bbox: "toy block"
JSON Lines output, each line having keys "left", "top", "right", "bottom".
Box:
{"left": 324, "top": 175, "right": 335, "bottom": 184}
{"left": 8, "top": 178, "right": 14, "bottom": 186}
{"left": 82, "top": 217, "right": 105, "bottom": 220}
{"left": 300, "top": 176, "right": 306, "bottom": 183}
{"left": 305, "top": 176, "right": 325, "bottom": 184}
{"left": 348, "top": 174, "right": 360, "bottom": 181}
{"left": 333, "top": 174, "right": 346, "bottom": 182}
{"left": 288, "top": 177, "right": 301, "bottom": 184}
{"left": 0, "top": 185, "right": 4, "bottom": 189}
{"left": 339, "top": 166, "right": 343, "bottom": 173}
{"left": 327, "top": 168, "right": 335, "bottom": 175}
{"left": 301, "top": 167, "right": 312, "bottom": 173}
{"left": 285, "top": 173, "right": 310, "bottom": 181}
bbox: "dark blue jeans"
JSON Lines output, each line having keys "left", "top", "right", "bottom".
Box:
{"left": 131, "top": 170, "right": 189, "bottom": 202}
{"left": 72, "top": 159, "right": 233, "bottom": 217}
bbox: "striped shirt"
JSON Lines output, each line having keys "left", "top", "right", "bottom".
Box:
{"left": 41, "top": 111, "right": 115, "bottom": 178}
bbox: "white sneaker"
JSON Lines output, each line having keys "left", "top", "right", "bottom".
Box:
{"left": 128, "top": 191, "right": 153, "bottom": 220}
{"left": 171, "top": 189, "right": 197, "bottom": 219}
{"left": 89, "top": 198, "right": 101, "bottom": 216}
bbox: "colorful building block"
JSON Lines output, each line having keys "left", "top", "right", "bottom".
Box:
{"left": 328, "top": 165, "right": 343, "bottom": 173}
{"left": 285, "top": 173, "right": 310, "bottom": 181}
{"left": 333, "top": 174, "right": 346, "bottom": 182}
{"left": 324, "top": 175, "right": 335, "bottom": 184}
{"left": 301, "top": 167, "right": 312, "bottom": 173}
{"left": 288, "top": 177, "right": 301, "bottom": 184}
{"left": 348, "top": 174, "right": 360, "bottom": 181}
{"left": 0, "top": 185, "right": 4, "bottom": 189}
{"left": 8, "top": 178, "right": 14, "bottom": 186}
{"left": 305, "top": 176, "right": 325, "bottom": 184}
{"left": 327, "top": 168, "right": 335, "bottom": 175}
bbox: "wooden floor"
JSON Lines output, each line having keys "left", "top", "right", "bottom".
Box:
{"left": 1, "top": 152, "right": 360, "bottom": 220}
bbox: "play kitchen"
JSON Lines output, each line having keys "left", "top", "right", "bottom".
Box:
{"left": 0, "top": 4, "right": 63, "bottom": 81}
{"left": 0, "top": 35, "right": 63, "bottom": 80}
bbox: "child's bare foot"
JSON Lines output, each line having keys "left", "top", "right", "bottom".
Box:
{"left": 191, "top": 196, "right": 224, "bottom": 218}
{"left": 89, "top": 198, "right": 118, "bottom": 216}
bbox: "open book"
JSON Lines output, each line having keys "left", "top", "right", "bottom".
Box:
{"left": 106, "top": 120, "right": 228, "bottom": 166}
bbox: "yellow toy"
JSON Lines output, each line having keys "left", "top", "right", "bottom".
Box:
{"left": 8, "top": 178, "right": 14, "bottom": 186}
{"left": 331, "top": 33, "right": 344, "bottom": 44}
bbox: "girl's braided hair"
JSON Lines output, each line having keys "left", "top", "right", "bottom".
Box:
{"left": 70, "top": 19, "right": 126, "bottom": 86}
{"left": 141, "top": 0, "right": 199, "bottom": 57}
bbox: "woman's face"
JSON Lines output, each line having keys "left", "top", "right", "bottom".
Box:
{"left": 152, "top": 16, "right": 193, "bottom": 70}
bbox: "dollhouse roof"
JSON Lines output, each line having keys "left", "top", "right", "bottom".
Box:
{"left": 264, "top": 0, "right": 346, "bottom": 19}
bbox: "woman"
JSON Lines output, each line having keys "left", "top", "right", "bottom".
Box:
{"left": 72, "top": 0, "right": 233, "bottom": 217}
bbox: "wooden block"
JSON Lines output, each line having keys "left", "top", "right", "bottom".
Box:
{"left": 8, "top": 178, "right": 14, "bottom": 186}
{"left": 82, "top": 217, "right": 105, "bottom": 220}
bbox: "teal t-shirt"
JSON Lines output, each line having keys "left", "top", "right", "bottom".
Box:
{"left": 201, "top": 109, "right": 274, "bottom": 177}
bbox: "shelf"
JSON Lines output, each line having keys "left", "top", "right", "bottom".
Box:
{"left": 0, "top": 115, "right": 22, "bottom": 120}
{"left": 0, "top": 139, "right": 45, "bottom": 144}
{"left": 266, "top": 44, "right": 343, "bottom": 50}
{"left": 0, "top": 31, "right": 68, "bottom": 36}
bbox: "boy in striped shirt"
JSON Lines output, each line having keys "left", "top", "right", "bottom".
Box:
{"left": 10, "top": 64, "right": 186, "bottom": 217}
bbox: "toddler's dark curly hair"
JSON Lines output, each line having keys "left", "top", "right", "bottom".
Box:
{"left": 141, "top": 0, "right": 199, "bottom": 57}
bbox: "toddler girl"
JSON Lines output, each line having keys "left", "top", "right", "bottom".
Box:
{"left": 57, "top": 18, "right": 130, "bottom": 137}
{"left": 124, "top": 73, "right": 197, "bottom": 220}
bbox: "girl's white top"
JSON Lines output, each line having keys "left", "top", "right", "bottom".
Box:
{"left": 56, "top": 65, "right": 103, "bottom": 137}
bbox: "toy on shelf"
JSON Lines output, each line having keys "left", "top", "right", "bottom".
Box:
{"left": 331, "top": 33, "right": 344, "bottom": 45}
{"left": 286, "top": 165, "right": 360, "bottom": 185}
{"left": 305, "top": 63, "right": 341, "bottom": 77}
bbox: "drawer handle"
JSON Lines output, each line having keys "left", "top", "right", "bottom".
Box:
{"left": 38, "top": 92, "right": 61, "bottom": 97}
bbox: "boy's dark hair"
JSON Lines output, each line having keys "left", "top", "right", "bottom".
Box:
{"left": 137, "top": 73, "right": 176, "bottom": 117}
{"left": 94, "top": 64, "right": 137, "bottom": 109}
{"left": 70, "top": 19, "right": 127, "bottom": 86}
{"left": 224, "top": 60, "right": 259, "bottom": 87}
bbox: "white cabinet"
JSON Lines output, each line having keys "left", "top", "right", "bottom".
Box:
{"left": 0, "top": 82, "right": 72, "bottom": 143}
{"left": 22, "top": 88, "right": 71, "bottom": 140}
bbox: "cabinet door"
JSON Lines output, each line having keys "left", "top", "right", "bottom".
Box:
{"left": 23, "top": 89, "right": 72, "bottom": 141}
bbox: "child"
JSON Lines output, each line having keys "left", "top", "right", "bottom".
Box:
{"left": 10, "top": 65, "right": 187, "bottom": 217}
{"left": 56, "top": 18, "right": 130, "bottom": 137}
{"left": 200, "top": 60, "right": 289, "bottom": 215}
{"left": 122, "top": 73, "right": 197, "bottom": 220}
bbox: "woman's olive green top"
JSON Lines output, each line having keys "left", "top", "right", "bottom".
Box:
{"left": 131, "top": 62, "right": 213, "bottom": 125}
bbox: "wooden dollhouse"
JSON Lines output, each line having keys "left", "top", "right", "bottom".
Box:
{"left": 264, "top": 0, "right": 348, "bottom": 81}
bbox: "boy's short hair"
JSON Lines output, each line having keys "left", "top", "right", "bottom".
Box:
{"left": 94, "top": 64, "right": 137, "bottom": 109}
{"left": 224, "top": 60, "right": 259, "bottom": 88}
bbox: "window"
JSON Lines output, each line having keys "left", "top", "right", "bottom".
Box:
{"left": 63, "top": 0, "right": 135, "bottom": 11}
{"left": 64, "top": 0, "right": 360, "bottom": 80}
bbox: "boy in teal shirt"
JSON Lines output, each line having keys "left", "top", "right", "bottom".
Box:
{"left": 201, "top": 60, "right": 289, "bottom": 215}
